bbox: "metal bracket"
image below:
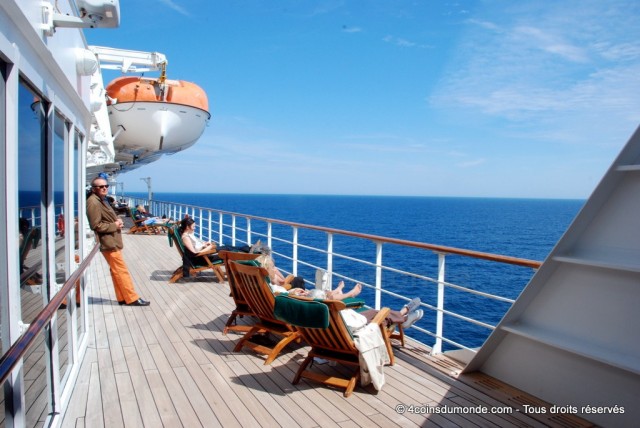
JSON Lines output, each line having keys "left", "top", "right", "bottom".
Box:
{"left": 18, "top": 321, "right": 30, "bottom": 335}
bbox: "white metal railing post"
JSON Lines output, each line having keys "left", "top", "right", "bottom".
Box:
{"left": 432, "top": 252, "right": 446, "bottom": 355}
{"left": 292, "top": 227, "right": 298, "bottom": 275}
{"left": 231, "top": 215, "right": 236, "bottom": 245}
{"left": 247, "top": 217, "right": 252, "bottom": 245}
{"left": 207, "top": 210, "right": 212, "bottom": 243}
{"left": 267, "top": 222, "right": 272, "bottom": 248}
{"left": 375, "top": 242, "right": 383, "bottom": 310}
{"left": 218, "top": 212, "right": 223, "bottom": 244}
{"left": 326, "top": 233, "right": 333, "bottom": 290}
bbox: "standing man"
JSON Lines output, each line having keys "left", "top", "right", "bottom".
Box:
{"left": 86, "top": 176, "right": 150, "bottom": 306}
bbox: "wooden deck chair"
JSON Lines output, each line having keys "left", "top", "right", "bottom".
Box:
{"left": 218, "top": 250, "right": 260, "bottom": 334}
{"left": 127, "top": 206, "right": 155, "bottom": 234}
{"left": 229, "top": 261, "right": 302, "bottom": 365}
{"left": 167, "top": 225, "right": 225, "bottom": 283}
{"left": 20, "top": 226, "right": 41, "bottom": 271}
{"left": 274, "top": 295, "right": 393, "bottom": 397}
{"left": 20, "top": 226, "right": 42, "bottom": 285}
{"left": 349, "top": 304, "right": 400, "bottom": 364}
{"left": 387, "top": 324, "right": 405, "bottom": 348}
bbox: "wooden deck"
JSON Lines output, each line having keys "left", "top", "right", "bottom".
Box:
{"left": 60, "top": 231, "right": 594, "bottom": 428}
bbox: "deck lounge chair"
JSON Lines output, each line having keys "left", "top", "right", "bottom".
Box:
{"left": 229, "top": 261, "right": 302, "bottom": 365}
{"left": 20, "top": 226, "right": 42, "bottom": 285}
{"left": 218, "top": 250, "right": 260, "bottom": 334}
{"left": 127, "top": 206, "right": 156, "bottom": 234}
{"left": 274, "top": 294, "right": 394, "bottom": 397}
{"left": 167, "top": 225, "right": 225, "bottom": 283}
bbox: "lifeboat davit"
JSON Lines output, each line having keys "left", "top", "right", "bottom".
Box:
{"left": 105, "top": 76, "right": 210, "bottom": 157}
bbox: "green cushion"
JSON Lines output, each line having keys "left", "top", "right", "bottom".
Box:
{"left": 342, "top": 297, "right": 365, "bottom": 309}
{"left": 274, "top": 295, "right": 329, "bottom": 329}
{"left": 236, "top": 259, "right": 261, "bottom": 267}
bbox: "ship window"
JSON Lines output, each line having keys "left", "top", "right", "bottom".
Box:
{"left": 17, "top": 77, "right": 48, "bottom": 425}
{"left": 53, "top": 111, "right": 73, "bottom": 383}
{"left": 53, "top": 111, "right": 67, "bottom": 285}
{"left": 18, "top": 80, "right": 45, "bottom": 300}
{"left": 73, "top": 129, "right": 86, "bottom": 340}
{"left": 0, "top": 60, "right": 5, "bottom": 359}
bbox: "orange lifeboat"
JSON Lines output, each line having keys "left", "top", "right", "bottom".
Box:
{"left": 105, "top": 76, "right": 211, "bottom": 159}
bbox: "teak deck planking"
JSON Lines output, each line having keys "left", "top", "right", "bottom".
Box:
{"left": 6, "top": 229, "right": 587, "bottom": 428}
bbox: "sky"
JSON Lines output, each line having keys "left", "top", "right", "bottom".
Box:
{"left": 86, "top": 0, "right": 640, "bottom": 199}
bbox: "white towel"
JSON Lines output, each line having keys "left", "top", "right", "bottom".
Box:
{"left": 353, "top": 323, "right": 390, "bottom": 391}
{"left": 341, "top": 309, "right": 368, "bottom": 332}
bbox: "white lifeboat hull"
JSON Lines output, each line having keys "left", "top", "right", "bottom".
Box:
{"left": 108, "top": 102, "right": 209, "bottom": 154}
{"left": 105, "top": 76, "right": 211, "bottom": 165}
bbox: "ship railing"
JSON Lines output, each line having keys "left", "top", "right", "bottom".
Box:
{"left": 0, "top": 245, "right": 99, "bottom": 423}
{"left": 19, "top": 204, "right": 66, "bottom": 237}
{"left": 140, "top": 198, "right": 541, "bottom": 357}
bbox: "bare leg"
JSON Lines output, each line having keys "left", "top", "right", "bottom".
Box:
{"left": 327, "top": 283, "right": 362, "bottom": 300}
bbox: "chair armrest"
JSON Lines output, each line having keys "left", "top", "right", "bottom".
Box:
{"left": 370, "top": 307, "right": 390, "bottom": 326}
{"left": 342, "top": 297, "right": 365, "bottom": 309}
{"left": 201, "top": 255, "right": 223, "bottom": 266}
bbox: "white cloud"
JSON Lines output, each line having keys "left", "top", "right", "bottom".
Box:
{"left": 430, "top": 0, "right": 640, "bottom": 145}
{"left": 159, "top": 0, "right": 189, "bottom": 16}
{"left": 342, "top": 26, "right": 362, "bottom": 33}
{"left": 383, "top": 35, "right": 430, "bottom": 49}
{"left": 457, "top": 158, "right": 486, "bottom": 168}
{"left": 513, "top": 26, "right": 588, "bottom": 63}
{"left": 467, "top": 19, "right": 500, "bottom": 32}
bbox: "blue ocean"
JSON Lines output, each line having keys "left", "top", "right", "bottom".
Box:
{"left": 130, "top": 193, "right": 585, "bottom": 350}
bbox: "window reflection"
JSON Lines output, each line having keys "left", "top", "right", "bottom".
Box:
{"left": 0, "top": 57, "right": 5, "bottom": 357}
{"left": 18, "top": 81, "right": 45, "bottom": 296}
{"left": 74, "top": 130, "right": 85, "bottom": 338}
{"left": 54, "top": 112, "right": 68, "bottom": 285}
{"left": 17, "top": 79, "right": 49, "bottom": 427}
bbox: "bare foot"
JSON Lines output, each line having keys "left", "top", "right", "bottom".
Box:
{"left": 346, "top": 283, "right": 362, "bottom": 298}
{"left": 334, "top": 281, "right": 345, "bottom": 292}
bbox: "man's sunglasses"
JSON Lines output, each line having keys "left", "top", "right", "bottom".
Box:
{"left": 92, "top": 185, "right": 109, "bottom": 189}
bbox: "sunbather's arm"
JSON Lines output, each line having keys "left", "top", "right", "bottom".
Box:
{"left": 181, "top": 232, "right": 198, "bottom": 254}
{"left": 195, "top": 244, "right": 216, "bottom": 256}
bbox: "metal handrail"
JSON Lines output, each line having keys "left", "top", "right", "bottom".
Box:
{"left": 149, "top": 199, "right": 541, "bottom": 268}
{"left": 140, "top": 197, "right": 542, "bottom": 353}
{"left": 0, "top": 245, "right": 99, "bottom": 385}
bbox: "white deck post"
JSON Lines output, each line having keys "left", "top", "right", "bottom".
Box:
{"left": 231, "top": 215, "right": 236, "bottom": 246}
{"left": 292, "top": 227, "right": 298, "bottom": 276}
{"left": 375, "top": 241, "right": 383, "bottom": 310}
{"left": 326, "top": 233, "right": 333, "bottom": 289}
{"left": 432, "top": 252, "right": 446, "bottom": 355}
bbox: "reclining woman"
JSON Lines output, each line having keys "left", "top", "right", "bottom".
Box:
{"left": 135, "top": 205, "right": 165, "bottom": 226}
{"left": 180, "top": 217, "right": 251, "bottom": 265}
{"left": 256, "top": 248, "right": 423, "bottom": 328}
{"left": 255, "top": 249, "right": 361, "bottom": 300}
{"left": 256, "top": 248, "right": 417, "bottom": 303}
